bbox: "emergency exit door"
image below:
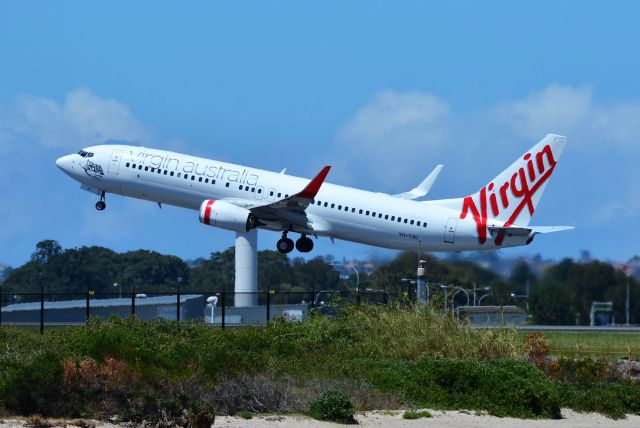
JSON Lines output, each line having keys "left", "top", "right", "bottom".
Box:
{"left": 444, "top": 217, "right": 458, "bottom": 244}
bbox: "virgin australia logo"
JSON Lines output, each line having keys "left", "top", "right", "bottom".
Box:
{"left": 83, "top": 160, "right": 105, "bottom": 180}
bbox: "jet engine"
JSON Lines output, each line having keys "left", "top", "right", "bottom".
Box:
{"left": 199, "top": 199, "right": 256, "bottom": 233}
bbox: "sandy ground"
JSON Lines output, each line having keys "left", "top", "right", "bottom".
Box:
{"left": 3, "top": 409, "right": 640, "bottom": 427}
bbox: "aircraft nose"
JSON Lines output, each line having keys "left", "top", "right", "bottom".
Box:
{"left": 55, "top": 154, "right": 73, "bottom": 171}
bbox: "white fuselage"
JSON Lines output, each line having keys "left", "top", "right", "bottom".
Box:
{"left": 56, "top": 144, "right": 533, "bottom": 252}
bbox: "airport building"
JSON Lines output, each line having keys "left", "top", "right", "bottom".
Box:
{"left": 0, "top": 294, "right": 205, "bottom": 324}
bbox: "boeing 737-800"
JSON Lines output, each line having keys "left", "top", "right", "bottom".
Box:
{"left": 56, "top": 134, "right": 572, "bottom": 254}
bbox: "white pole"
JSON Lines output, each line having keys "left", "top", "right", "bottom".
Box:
{"left": 235, "top": 229, "right": 258, "bottom": 307}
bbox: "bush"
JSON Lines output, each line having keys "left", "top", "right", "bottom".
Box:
{"left": 364, "top": 357, "right": 561, "bottom": 419}
{"left": 308, "top": 390, "right": 357, "bottom": 424}
{"left": 403, "top": 410, "right": 432, "bottom": 419}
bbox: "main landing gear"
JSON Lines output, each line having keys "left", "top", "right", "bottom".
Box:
{"left": 95, "top": 191, "right": 106, "bottom": 211}
{"left": 277, "top": 232, "right": 314, "bottom": 254}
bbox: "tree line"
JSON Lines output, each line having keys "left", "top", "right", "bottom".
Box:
{"left": 1, "top": 240, "right": 638, "bottom": 325}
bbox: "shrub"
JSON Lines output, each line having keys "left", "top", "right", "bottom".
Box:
{"left": 364, "top": 357, "right": 561, "bottom": 419}
{"left": 308, "top": 390, "right": 357, "bottom": 424}
{"left": 403, "top": 410, "right": 432, "bottom": 419}
{"left": 235, "top": 411, "right": 253, "bottom": 419}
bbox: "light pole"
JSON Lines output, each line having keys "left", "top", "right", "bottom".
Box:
{"left": 440, "top": 284, "right": 449, "bottom": 311}
{"left": 622, "top": 265, "right": 632, "bottom": 326}
{"left": 207, "top": 296, "right": 218, "bottom": 324}
{"left": 332, "top": 263, "right": 360, "bottom": 302}
{"left": 478, "top": 293, "right": 492, "bottom": 306}
{"left": 113, "top": 282, "right": 121, "bottom": 298}
{"left": 451, "top": 287, "right": 470, "bottom": 307}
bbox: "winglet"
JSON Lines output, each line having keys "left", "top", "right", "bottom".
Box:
{"left": 394, "top": 164, "right": 443, "bottom": 200}
{"left": 297, "top": 166, "right": 331, "bottom": 199}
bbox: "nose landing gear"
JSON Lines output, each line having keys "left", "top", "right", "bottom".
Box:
{"left": 95, "top": 191, "right": 106, "bottom": 211}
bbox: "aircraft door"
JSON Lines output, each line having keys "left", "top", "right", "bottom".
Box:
{"left": 444, "top": 217, "right": 458, "bottom": 244}
{"left": 108, "top": 149, "right": 124, "bottom": 175}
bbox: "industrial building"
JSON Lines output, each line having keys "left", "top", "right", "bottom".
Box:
{"left": 0, "top": 294, "right": 205, "bottom": 324}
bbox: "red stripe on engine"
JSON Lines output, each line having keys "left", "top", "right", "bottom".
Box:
{"left": 204, "top": 200, "right": 215, "bottom": 225}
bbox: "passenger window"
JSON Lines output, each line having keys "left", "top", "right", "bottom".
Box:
{"left": 331, "top": 203, "right": 335, "bottom": 208}
{"left": 417, "top": 221, "right": 421, "bottom": 226}
{"left": 378, "top": 213, "right": 382, "bottom": 218}
{"left": 132, "top": 164, "right": 137, "bottom": 169}
{"left": 177, "top": 173, "right": 181, "bottom": 177}
{"left": 385, "top": 215, "right": 389, "bottom": 220}
{"left": 164, "top": 170, "right": 168, "bottom": 175}
{"left": 126, "top": 162, "right": 130, "bottom": 167}
{"left": 239, "top": 185, "right": 243, "bottom": 190}
{"left": 359, "top": 209, "right": 363, "bottom": 214}
{"left": 278, "top": 193, "right": 282, "bottom": 198}
{"left": 184, "top": 175, "right": 188, "bottom": 179}
{"left": 366, "top": 211, "right": 370, "bottom": 215}
{"left": 404, "top": 219, "right": 408, "bottom": 224}
{"left": 410, "top": 220, "right": 414, "bottom": 225}
{"left": 397, "top": 217, "right": 402, "bottom": 222}
{"left": 198, "top": 177, "right": 203, "bottom": 182}
{"left": 258, "top": 189, "right": 262, "bottom": 193}
{"left": 251, "top": 188, "right": 255, "bottom": 192}
{"left": 338, "top": 205, "right": 342, "bottom": 210}
{"left": 170, "top": 171, "right": 174, "bottom": 176}
{"left": 270, "top": 191, "right": 274, "bottom": 196}
{"left": 324, "top": 202, "right": 328, "bottom": 207}
{"left": 157, "top": 169, "right": 161, "bottom": 174}
{"left": 391, "top": 216, "right": 395, "bottom": 221}
{"left": 345, "top": 206, "right": 349, "bottom": 211}
{"left": 372, "top": 212, "right": 376, "bottom": 216}
{"left": 423, "top": 223, "right": 427, "bottom": 227}
{"left": 285, "top": 194, "right": 289, "bottom": 198}
{"left": 225, "top": 182, "right": 230, "bottom": 187}
{"left": 150, "top": 168, "right": 155, "bottom": 172}
{"left": 351, "top": 208, "right": 355, "bottom": 213}
{"left": 205, "top": 178, "right": 209, "bottom": 183}
{"left": 144, "top": 167, "right": 149, "bottom": 171}
{"left": 317, "top": 201, "right": 321, "bottom": 205}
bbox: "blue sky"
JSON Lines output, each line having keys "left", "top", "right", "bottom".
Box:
{"left": 1, "top": 1, "right": 639, "bottom": 267}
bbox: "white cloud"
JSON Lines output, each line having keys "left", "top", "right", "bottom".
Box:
{"left": 490, "top": 84, "right": 640, "bottom": 151}
{"left": 0, "top": 87, "right": 153, "bottom": 152}
{"left": 490, "top": 84, "right": 593, "bottom": 139}
{"left": 333, "top": 90, "right": 453, "bottom": 189}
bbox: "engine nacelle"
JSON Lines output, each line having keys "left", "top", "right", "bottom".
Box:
{"left": 199, "top": 199, "right": 256, "bottom": 233}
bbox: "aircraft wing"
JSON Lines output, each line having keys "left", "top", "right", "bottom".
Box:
{"left": 393, "top": 164, "right": 443, "bottom": 200}
{"left": 236, "top": 166, "right": 332, "bottom": 232}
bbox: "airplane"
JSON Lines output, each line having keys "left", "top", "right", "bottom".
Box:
{"left": 55, "top": 134, "right": 573, "bottom": 254}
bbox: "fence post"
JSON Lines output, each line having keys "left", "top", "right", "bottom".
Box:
{"left": 311, "top": 284, "right": 315, "bottom": 308}
{"left": 131, "top": 287, "right": 136, "bottom": 317}
{"left": 40, "top": 287, "right": 44, "bottom": 335}
{"left": 221, "top": 292, "right": 226, "bottom": 329}
{"left": 86, "top": 291, "right": 91, "bottom": 322}
{"left": 176, "top": 285, "right": 181, "bottom": 322}
{"left": 266, "top": 289, "right": 271, "bottom": 323}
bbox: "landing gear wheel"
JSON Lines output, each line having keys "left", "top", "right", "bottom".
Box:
{"left": 296, "top": 235, "right": 314, "bottom": 253}
{"left": 95, "top": 191, "right": 106, "bottom": 211}
{"left": 277, "top": 237, "right": 294, "bottom": 254}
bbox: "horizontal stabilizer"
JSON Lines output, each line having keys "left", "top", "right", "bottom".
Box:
{"left": 394, "top": 164, "right": 443, "bottom": 200}
{"left": 529, "top": 226, "right": 575, "bottom": 234}
{"left": 488, "top": 225, "right": 574, "bottom": 237}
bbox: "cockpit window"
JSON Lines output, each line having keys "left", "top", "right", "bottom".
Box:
{"left": 77, "top": 150, "right": 94, "bottom": 158}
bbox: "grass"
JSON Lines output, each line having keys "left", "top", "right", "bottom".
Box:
{"left": 544, "top": 332, "right": 640, "bottom": 358}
